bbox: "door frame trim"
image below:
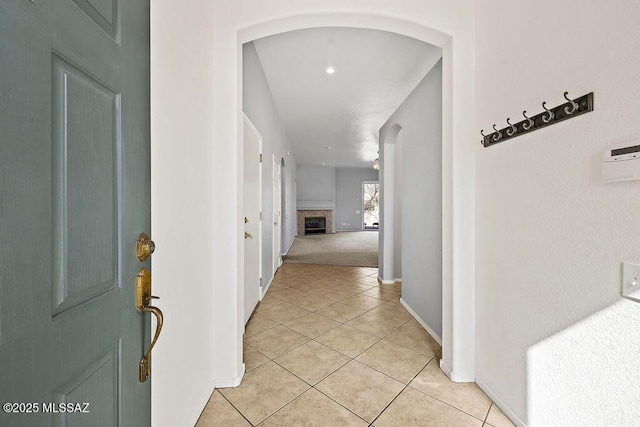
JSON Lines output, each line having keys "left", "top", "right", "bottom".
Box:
{"left": 272, "top": 155, "right": 282, "bottom": 273}
{"left": 242, "top": 113, "right": 263, "bottom": 326}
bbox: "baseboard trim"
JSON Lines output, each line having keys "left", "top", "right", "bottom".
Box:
{"left": 399, "top": 298, "right": 442, "bottom": 346}
{"left": 183, "top": 379, "right": 218, "bottom": 427}
{"left": 475, "top": 376, "right": 527, "bottom": 427}
{"left": 439, "top": 360, "right": 451, "bottom": 376}
{"left": 283, "top": 237, "right": 295, "bottom": 255}
{"left": 213, "top": 363, "right": 245, "bottom": 388}
{"left": 378, "top": 276, "right": 401, "bottom": 285}
{"left": 438, "top": 359, "right": 475, "bottom": 383}
{"left": 261, "top": 276, "right": 273, "bottom": 299}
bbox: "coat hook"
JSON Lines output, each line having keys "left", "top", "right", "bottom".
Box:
{"left": 522, "top": 110, "right": 534, "bottom": 130}
{"left": 506, "top": 118, "right": 517, "bottom": 136}
{"left": 541, "top": 102, "right": 554, "bottom": 123}
{"left": 563, "top": 91, "right": 578, "bottom": 115}
{"left": 492, "top": 124, "right": 502, "bottom": 141}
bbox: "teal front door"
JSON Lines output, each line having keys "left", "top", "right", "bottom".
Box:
{"left": 1, "top": 0, "right": 152, "bottom": 426}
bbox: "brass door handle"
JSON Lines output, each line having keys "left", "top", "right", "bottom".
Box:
{"left": 139, "top": 304, "right": 163, "bottom": 383}
{"left": 244, "top": 232, "right": 253, "bottom": 239}
{"left": 136, "top": 268, "right": 164, "bottom": 382}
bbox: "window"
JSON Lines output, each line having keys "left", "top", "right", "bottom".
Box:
{"left": 363, "top": 182, "right": 379, "bottom": 230}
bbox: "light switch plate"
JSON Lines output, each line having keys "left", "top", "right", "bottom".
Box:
{"left": 622, "top": 262, "right": 640, "bottom": 302}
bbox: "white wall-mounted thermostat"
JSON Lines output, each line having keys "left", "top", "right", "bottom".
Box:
{"left": 602, "top": 141, "right": 640, "bottom": 182}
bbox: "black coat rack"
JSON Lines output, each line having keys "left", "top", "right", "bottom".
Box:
{"left": 481, "top": 92, "right": 594, "bottom": 148}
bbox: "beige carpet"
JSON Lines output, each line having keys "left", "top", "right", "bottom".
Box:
{"left": 284, "top": 231, "right": 378, "bottom": 267}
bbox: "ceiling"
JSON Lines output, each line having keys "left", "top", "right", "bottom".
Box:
{"left": 252, "top": 27, "right": 442, "bottom": 168}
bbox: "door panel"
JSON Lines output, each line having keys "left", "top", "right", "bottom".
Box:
{"left": 71, "top": 0, "right": 119, "bottom": 40}
{"left": 0, "top": 0, "right": 150, "bottom": 426}
{"left": 52, "top": 54, "right": 120, "bottom": 314}
{"left": 53, "top": 343, "right": 120, "bottom": 427}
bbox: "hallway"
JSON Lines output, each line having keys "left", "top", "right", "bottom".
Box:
{"left": 196, "top": 263, "right": 513, "bottom": 426}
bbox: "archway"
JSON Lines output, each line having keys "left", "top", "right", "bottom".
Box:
{"left": 235, "top": 12, "right": 473, "bottom": 384}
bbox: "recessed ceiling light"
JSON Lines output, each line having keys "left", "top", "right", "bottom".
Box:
{"left": 322, "top": 162, "right": 326, "bottom": 166}
{"left": 325, "top": 66, "right": 336, "bottom": 75}
{"left": 325, "top": 146, "right": 332, "bottom": 150}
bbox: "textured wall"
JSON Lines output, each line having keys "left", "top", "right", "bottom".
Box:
{"left": 380, "top": 60, "right": 443, "bottom": 337}
{"left": 151, "top": 2, "right": 220, "bottom": 426}
{"left": 296, "top": 165, "right": 336, "bottom": 203}
{"left": 475, "top": 1, "right": 640, "bottom": 424}
{"left": 335, "top": 167, "right": 379, "bottom": 231}
{"left": 243, "top": 42, "right": 297, "bottom": 284}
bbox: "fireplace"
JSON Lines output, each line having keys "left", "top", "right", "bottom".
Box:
{"left": 297, "top": 210, "right": 333, "bottom": 235}
{"left": 304, "top": 217, "right": 326, "bottom": 234}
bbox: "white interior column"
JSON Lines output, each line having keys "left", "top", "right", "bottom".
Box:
{"left": 379, "top": 141, "right": 395, "bottom": 284}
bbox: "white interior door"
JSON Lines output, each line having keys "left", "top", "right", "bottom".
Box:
{"left": 243, "top": 115, "right": 262, "bottom": 324}
{"left": 273, "top": 156, "right": 282, "bottom": 273}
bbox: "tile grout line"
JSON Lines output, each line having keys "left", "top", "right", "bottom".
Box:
{"left": 367, "top": 353, "right": 439, "bottom": 426}
{"left": 243, "top": 263, "right": 427, "bottom": 425}
{"left": 310, "top": 384, "right": 373, "bottom": 425}
{"left": 484, "top": 402, "right": 494, "bottom": 424}
{"left": 216, "top": 390, "right": 259, "bottom": 427}
{"left": 250, "top": 383, "right": 314, "bottom": 426}
{"left": 252, "top": 273, "right": 418, "bottom": 362}
{"left": 251, "top": 320, "right": 410, "bottom": 422}
{"left": 406, "top": 377, "right": 493, "bottom": 423}
{"left": 270, "top": 349, "right": 352, "bottom": 388}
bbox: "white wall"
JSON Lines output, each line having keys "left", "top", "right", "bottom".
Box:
{"left": 475, "top": 1, "right": 640, "bottom": 425}
{"left": 380, "top": 60, "right": 443, "bottom": 338}
{"left": 150, "top": 2, "right": 221, "bottom": 426}
{"left": 243, "top": 42, "right": 297, "bottom": 284}
{"left": 151, "top": 2, "right": 476, "bottom": 426}
{"left": 335, "top": 168, "right": 379, "bottom": 231}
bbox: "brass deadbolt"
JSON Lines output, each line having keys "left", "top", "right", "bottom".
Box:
{"left": 137, "top": 233, "right": 155, "bottom": 262}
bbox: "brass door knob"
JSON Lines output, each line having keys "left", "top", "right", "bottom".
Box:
{"left": 137, "top": 233, "right": 155, "bottom": 262}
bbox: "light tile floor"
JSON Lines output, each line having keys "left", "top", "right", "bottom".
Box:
{"left": 197, "top": 263, "right": 515, "bottom": 427}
